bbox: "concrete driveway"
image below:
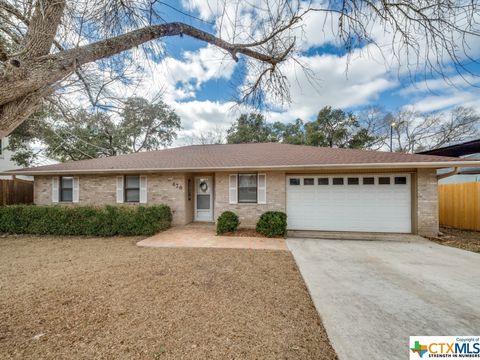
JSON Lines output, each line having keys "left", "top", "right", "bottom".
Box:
{"left": 287, "top": 237, "right": 480, "bottom": 360}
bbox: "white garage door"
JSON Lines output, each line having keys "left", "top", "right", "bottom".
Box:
{"left": 287, "top": 174, "right": 412, "bottom": 233}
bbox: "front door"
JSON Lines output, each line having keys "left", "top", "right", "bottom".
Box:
{"left": 194, "top": 176, "right": 213, "bottom": 221}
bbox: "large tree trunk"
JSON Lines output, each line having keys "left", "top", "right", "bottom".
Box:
{"left": 0, "top": 18, "right": 286, "bottom": 137}
{"left": 0, "top": 0, "right": 65, "bottom": 137}
{"left": 21, "top": 0, "right": 65, "bottom": 59}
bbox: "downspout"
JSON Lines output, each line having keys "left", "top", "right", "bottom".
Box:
{"left": 437, "top": 167, "right": 459, "bottom": 180}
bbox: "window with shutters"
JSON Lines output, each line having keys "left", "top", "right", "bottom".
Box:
{"left": 60, "top": 176, "right": 73, "bottom": 202}
{"left": 238, "top": 174, "right": 257, "bottom": 203}
{"left": 124, "top": 175, "right": 140, "bottom": 202}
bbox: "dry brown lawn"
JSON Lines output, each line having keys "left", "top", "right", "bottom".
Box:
{"left": 0, "top": 235, "right": 337, "bottom": 360}
{"left": 428, "top": 226, "right": 480, "bottom": 253}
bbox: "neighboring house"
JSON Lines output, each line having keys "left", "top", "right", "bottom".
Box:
{"left": 418, "top": 138, "right": 480, "bottom": 184}
{"left": 3, "top": 143, "right": 479, "bottom": 237}
{"left": 0, "top": 137, "right": 19, "bottom": 175}
{"left": 0, "top": 137, "right": 32, "bottom": 180}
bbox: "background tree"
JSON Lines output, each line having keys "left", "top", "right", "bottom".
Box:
{"left": 226, "top": 113, "right": 277, "bottom": 144}
{"left": 387, "top": 107, "right": 480, "bottom": 153}
{"left": 7, "top": 97, "right": 180, "bottom": 165}
{"left": 272, "top": 119, "right": 306, "bottom": 145}
{"left": 121, "top": 97, "right": 181, "bottom": 152}
{"left": 304, "top": 106, "right": 378, "bottom": 148}
{"left": 0, "top": 0, "right": 479, "bottom": 136}
{"left": 183, "top": 126, "right": 226, "bottom": 145}
{"left": 355, "top": 106, "right": 391, "bottom": 150}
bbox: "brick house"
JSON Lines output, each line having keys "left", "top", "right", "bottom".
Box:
{"left": 4, "top": 143, "right": 479, "bottom": 237}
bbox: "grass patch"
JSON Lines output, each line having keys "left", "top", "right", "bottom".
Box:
{"left": 0, "top": 235, "right": 337, "bottom": 359}
{"left": 429, "top": 226, "right": 480, "bottom": 253}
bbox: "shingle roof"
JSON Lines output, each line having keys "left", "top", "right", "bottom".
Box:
{"left": 5, "top": 143, "right": 479, "bottom": 175}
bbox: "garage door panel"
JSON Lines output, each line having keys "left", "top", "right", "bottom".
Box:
{"left": 287, "top": 174, "right": 411, "bottom": 233}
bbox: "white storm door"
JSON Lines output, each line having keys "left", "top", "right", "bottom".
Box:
{"left": 195, "top": 176, "right": 213, "bottom": 221}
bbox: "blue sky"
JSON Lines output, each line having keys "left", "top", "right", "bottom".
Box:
{"left": 96, "top": 0, "right": 480, "bottom": 144}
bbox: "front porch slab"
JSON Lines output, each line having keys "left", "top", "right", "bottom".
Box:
{"left": 137, "top": 223, "right": 288, "bottom": 250}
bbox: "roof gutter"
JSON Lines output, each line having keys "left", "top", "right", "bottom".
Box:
{"left": 2, "top": 160, "right": 480, "bottom": 176}
{"left": 437, "top": 167, "right": 459, "bottom": 180}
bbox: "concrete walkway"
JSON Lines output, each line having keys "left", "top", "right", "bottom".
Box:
{"left": 137, "top": 223, "right": 287, "bottom": 250}
{"left": 287, "top": 237, "right": 480, "bottom": 360}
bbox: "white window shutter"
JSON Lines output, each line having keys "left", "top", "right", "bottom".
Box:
{"left": 139, "top": 175, "right": 147, "bottom": 204}
{"left": 72, "top": 176, "right": 80, "bottom": 203}
{"left": 116, "top": 176, "right": 124, "bottom": 203}
{"left": 52, "top": 177, "right": 59, "bottom": 203}
{"left": 258, "top": 173, "right": 267, "bottom": 204}
{"left": 229, "top": 174, "right": 237, "bottom": 204}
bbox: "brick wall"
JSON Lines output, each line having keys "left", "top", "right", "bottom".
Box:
{"left": 416, "top": 168, "right": 439, "bottom": 237}
{"left": 33, "top": 174, "right": 190, "bottom": 225}
{"left": 33, "top": 176, "right": 54, "bottom": 205}
{"left": 34, "top": 169, "right": 439, "bottom": 235}
{"left": 214, "top": 172, "right": 286, "bottom": 228}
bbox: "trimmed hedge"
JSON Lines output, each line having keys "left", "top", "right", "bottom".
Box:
{"left": 256, "top": 211, "right": 287, "bottom": 238}
{"left": 0, "top": 204, "right": 172, "bottom": 236}
{"left": 216, "top": 211, "right": 240, "bottom": 235}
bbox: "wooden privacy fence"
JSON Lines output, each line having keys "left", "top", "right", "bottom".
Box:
{"left": 438, "top": 182, "right": 480, "bottom": 231}
{"left": 0, "top": 178, "right": 34, "bottom": 205}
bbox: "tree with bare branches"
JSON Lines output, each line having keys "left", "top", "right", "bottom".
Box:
{"left": 387, "top": 107, "right": 480, "bottom": 153}
{"left": 183, "top": 126, "right": 226, "bottom": 145}
{"left": 1, "top": 0, "right": 479, "bottom": 137}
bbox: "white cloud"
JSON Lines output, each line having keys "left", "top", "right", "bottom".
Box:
{"left": 174, "top": 100, "right": 238, "bottom": 130}
{"left": 255, "top": 45, "right": 397, "bottom": 123}
{"left": 398, "top": 74, "right": 480, "bottom": 112}
{"left": 128, "top": 45, "right": 236, "bottom": 103}
{"left": 172, "top": 100, "right": 243, "bottom": 145}
{"left": 398, "top": 75, "right": 480, "bottom": 97}
{"left": 403, "top": 90, "right": 480, "bottom": 113}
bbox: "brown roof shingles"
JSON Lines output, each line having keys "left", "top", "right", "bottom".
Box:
{"left": 6, "top": 143, "right": 477, "bottom": 174}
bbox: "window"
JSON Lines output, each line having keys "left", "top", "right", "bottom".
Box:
{"left": 125, "top": 175, "right": 140, "bottom": 202}
{"left": 238, "top": 174, "right": 257, "bottom": 203}
{"left": 379, "top": 177, "right": 391, "bottom": 185}
{"left": 332, "top": 177, "right": 344, "bottom": 185}
{"left": 363, "top": 177, "right": 375, "bottom": 185}
{"left": 289, "top": 178, "right": 300, "bottom": 186}
{"left": 318, "top": 178, "right": 329, "bottom": 185}
{"left": 196, "top": 194, "right": 210, "bottom": 209}
{"left": 394, "top": 176, "right": 407, "bottom": 185}
{"left": 60, "top": 176, "right": 73, "bottom": 202}
{"left": 347, "top": 177, "right": 359, "bottom": 185}
{"left": 304, "top": 178, "right": 314, "bottom": 185}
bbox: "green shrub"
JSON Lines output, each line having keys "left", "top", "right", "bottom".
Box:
{"left": 256, "top": 211, "right": 287, "bottom": 238}
{"left": 0, "top": 204, "right": 172, "bottom": 236}
{"left": 216, "top": 211, "right": 240, "bottom": 235}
